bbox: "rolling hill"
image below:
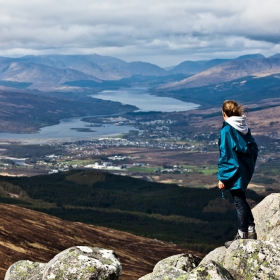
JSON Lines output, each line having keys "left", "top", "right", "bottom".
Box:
{"left": 159, "top": 55, "right": 280, "bottom": 90}
{"left": 154, "top": 73, "right": 280, "bottom": 107}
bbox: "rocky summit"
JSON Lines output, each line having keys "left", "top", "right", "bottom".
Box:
{"left": 4, "top": 193, "right": 280, "bottom": 279}
{"left": 139, "top": 193, "right": 280, "bottom": 280}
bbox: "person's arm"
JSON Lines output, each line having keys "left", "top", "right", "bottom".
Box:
{"left": 217, "top": 129, "right": 239, "bottom": 189}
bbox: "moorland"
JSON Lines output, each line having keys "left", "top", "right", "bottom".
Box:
{"left": 0, "top": 53, "right": 280, "bottom": 270}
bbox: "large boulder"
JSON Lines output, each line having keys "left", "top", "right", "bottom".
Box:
{"left": 138, "top": 255, "right": 234, "bottom": 280}
{"left": 185, "top": 260, "right": 234, "bottom": 280}
{"left": 252, "top": 192, "right": 280, "bottom": 242}
{"left": 4, "top": 261, "right": 45, "bottom": 280}
{"left": 201, "top": 240, "right": 280, "bottom": 279}
{"left": 138, "top": 253, "right": 201, "bottom": 280}
{"left": 5, "top": 246, "right": 122, "bottom": 280}
{"left": 199, "top": 246, "right": 227, "bottom": 266}
{"left": 224, "top": 239, "right": 280, "bottom": 279}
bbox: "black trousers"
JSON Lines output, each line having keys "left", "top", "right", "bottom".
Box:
{"left": 230, "top": 189, "right": 255, "bottom": 232}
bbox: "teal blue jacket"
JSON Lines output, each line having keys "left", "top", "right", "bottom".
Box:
{"left": 217, "top": 122, "right": 258, "bottom": 191}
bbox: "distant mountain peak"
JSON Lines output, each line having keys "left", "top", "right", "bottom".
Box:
{"left": 269, "top": 53, "right": 280, "bottom": 59}
{"left": 235, "top": 54, "right": 265, "bottom": 60}
{"left": 159, "top": 55, "right": 280, "bottom": 90}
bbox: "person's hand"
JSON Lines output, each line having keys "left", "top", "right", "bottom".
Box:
{"left": 218, "top": 180, "right": 225, "bottom": 190}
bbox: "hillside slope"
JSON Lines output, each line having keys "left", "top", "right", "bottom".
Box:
{"left": 0, "top": 62, "right": 101, "bottom": 86}
{"left": 0, "top": 89, "right": 136, "bottom": 133}
{"left": 167, "top": 58, "right": 230, "bottom": 75}
{"left": 0, "top": 203, "right": 195, "bottom": 280}
{"left": 160, "top": 57, "right": 280, "bottom": 90}
{"left": 0, "top": 170, "right": 264, "bottom": 253}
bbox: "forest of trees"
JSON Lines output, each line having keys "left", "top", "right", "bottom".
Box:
{"left": 0, "top": 170, "right": 264, "bottom": 253}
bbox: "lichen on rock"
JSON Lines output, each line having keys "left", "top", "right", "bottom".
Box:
{"left": 252, "top": 193, "right": 280, "bottom": 242}
{"left": 43, "top": 246, "right": 122, "bottom": 280}
{"left": 223, "top": 239, "right": 280, "bottom": 280}
{"left": 5, "top": 246, "right": 122, "bottom": 280}
{"left": 199, "top": 246, "right": 227, "bottom": 266}
{"left": 185, "top": 260, "right": 234, "bottom": 280}
{"left": 4, "top": 260, "right": 45, "bottom": 280}
{"left": 138, "top": 253, "right": 201, "bottom": 280}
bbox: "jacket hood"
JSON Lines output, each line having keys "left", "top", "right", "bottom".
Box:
{"left": 225, "top": 115, "right": 248, "bottom": 135}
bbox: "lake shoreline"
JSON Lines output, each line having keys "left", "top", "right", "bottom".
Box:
{"left": 0, "top": 87, "right": 200, "bottom": 144}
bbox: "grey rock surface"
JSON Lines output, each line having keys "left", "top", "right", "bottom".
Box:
{"left": 199, "top": 246, "right": 227, "bottom": 266}
{"left": 138, "top": 253, "right": 201, "bottom": 280}
{"left": 223, "top": 239, "right": 280, "bottom": 280}
{"left": 43, "top": 246, "right": 122, "bottom": 280}
{"left": 185, "top": 260, "right": 234, "bottom": 280}
{"left": 4, "top": 260, "right": 45, "bottom": 280}
{"left": 252, "top": 192, "right": 280, "bottom": 242}
{"left": 5, "top": 246, "right": 122, "bottom": 280}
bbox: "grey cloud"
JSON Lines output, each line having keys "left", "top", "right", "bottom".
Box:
{"left": 0, "top": 0, "right": 280, "bottom": 66}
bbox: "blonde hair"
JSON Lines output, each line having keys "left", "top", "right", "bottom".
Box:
{"left": 222, "top": 100, "right": 244, "bottom": 117}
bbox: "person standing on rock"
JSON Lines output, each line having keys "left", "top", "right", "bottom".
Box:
{"left": 217, "top": 100, "right": 258, "bottom": 248}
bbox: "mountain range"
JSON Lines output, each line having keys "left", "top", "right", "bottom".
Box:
{"left": 0, "top": 55, "right": 166, "bottom": 88}
{"left": 1, "top": 53, "right": 280, "bottom": 91}
{"left": 160, "top": 54, "right": 280, "bottom": 90}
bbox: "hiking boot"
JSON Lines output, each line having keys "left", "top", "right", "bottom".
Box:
{"left": 248, "top": 225, "right": 257, "bottom": 240}
{"left": 225, "top": 231, "right": 248, "bottom": 248}
{"left": 248, "top": 231, "right": 257, "bottom": 240}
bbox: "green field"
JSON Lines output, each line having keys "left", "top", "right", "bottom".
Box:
{"left": 127, "top": 166, "right": 158, "bottom": 173}
{"left": 183, "top": 165, "right": 218, "bottom": 175}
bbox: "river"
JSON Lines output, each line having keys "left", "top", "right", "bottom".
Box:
{"left": 0, "top": 87, "right": 200, "bottom": 144}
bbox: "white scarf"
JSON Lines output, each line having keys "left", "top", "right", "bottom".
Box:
{"left": 226, "top": 115, "right": 248, "bottom": 135}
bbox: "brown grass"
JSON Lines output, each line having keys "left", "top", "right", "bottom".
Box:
{"left": 0, "top": 203, "right": 203, "bottom": 280}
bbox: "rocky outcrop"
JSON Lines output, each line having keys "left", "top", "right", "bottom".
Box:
{"left": 223, "top": 239, "right": 280, "bottom": 279}
{"left": 138, "top": 254, "right": 234, "bottom": 280}
{"left": 4, "top": 246, "right": 122, "bottom": 280}
{"left": 138, "top": 253, "right": 201, "bottom": 280}
{"left": 199, "top": 247, "right": 227, "bottom": 266}
{"left": 185, "top": 260, "right": 234, "bottom": 280}
{"left": 138, "top": 193, "right": 280, "bottom": 280}
{"left": 200, "top": 239, "right": 280, "bottom": 279}
{"left": 4, "top": 261, "right": 45, "bottom": 280}
{"left": 252, "top": 192, "right": 280, "bottom": 242}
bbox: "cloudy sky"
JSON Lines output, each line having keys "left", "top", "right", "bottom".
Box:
{"left": 0, "top": 0, "right": 280, "bottom": 67}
